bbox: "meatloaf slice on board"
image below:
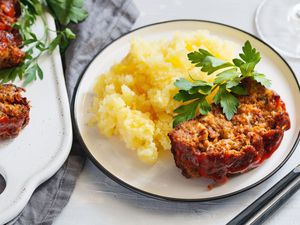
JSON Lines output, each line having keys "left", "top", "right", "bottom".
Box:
{"left": 0, "top": 0, "right": 24, "bottom": 69}
{"left": 0, "top": 84, "right": 30, "bottom": 138}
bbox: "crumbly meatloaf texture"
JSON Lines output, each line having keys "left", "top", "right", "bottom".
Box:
{"left": 168, "top": 79, "right": 290, "bottom": 185}
{"left": 0, "top": 84, "right": 30, "bottom": 138}
{"left": 0, "top": 0, "right": 24, "bottom": 69}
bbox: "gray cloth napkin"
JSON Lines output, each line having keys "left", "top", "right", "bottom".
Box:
{"left": 7, "top": 1, "right": 139, "bottom": 224}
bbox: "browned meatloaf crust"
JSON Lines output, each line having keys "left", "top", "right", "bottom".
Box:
{"left": 0, "top": 0, "right": 24, "bottom": 69}
{"left": 0, "top": 84, "right": 30, "bottom": 138}
{"left": 168, "top": 79, "right": 290, "bottom": 186}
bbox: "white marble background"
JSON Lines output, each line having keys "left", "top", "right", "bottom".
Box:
{"left": 54, "top": 0, "right": 300, "bottom": 224}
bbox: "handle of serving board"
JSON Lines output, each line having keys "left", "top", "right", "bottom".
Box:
{"left": 226, "top": 166, "right": 300, "bottom": 225}
{"left": 0, "top": 160, "right": 30, "bottom": 224}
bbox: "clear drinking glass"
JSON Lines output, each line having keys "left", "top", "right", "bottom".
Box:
{"left": 256, "top": 0, "right": 300, "bottom": 58}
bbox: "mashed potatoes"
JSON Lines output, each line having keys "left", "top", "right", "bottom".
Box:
{"left": 91, "top": 30, "right": 235, "bottom": 164}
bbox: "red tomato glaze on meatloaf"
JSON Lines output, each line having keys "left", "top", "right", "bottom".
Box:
{"left": 0, "top": 84, "right": 30, "bottom": 138}
{"left": 168, "top": 79, "right": 290, "bottom": 188}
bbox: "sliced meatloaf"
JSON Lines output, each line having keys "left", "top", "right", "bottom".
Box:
{"left": 0, "top": 84, "right": 30, "bottom": 138}
{"left": 168, "top": 79, "right": 290, "bottom": 186}
{"left": 0, "top": 0, "right": 24, "bottom": 69}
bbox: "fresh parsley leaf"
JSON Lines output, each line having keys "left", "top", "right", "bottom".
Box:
{"left": 48, "top": 34, "right": 62, "bottom": 54}
{"left": 193, "top": 80, "right": 212, "bottom": 86}
{"left": 174, "top": 78, "right": 212, "bottom": 95}
{"left": 187, "top": 49, "right": 212, "bottom": 64}
{"left": 233, "top": 58, "right": 244, "bottom": 67}
{"left": 226, "top": 77, "right": 242, "bottom": 89}
{"left": 213, "top": 85, "right": 239, "bottom": 120}
{"left": 252, "top": 73, "right": 271, "bottom": 88}
{"left": 201, "top": 56, "right": 233, "bottom": 75}
{"left": 173, "top": 96, "right": 211, "bottom": 127}
{"left": 46, "top": 0, "right": 88, "bottom": 25}
{"left": 239, "top": 62, "right": 256, "bottom": 76}
{"left": 21, "top": 0, "right": 43, "bottom": 15}
{"left": 0, "top": 1, "right": 87, "bottom": 84}
{"left": 172, "top": 40, "right": 272, "bottom": 126}
{"left": 174, "top": 78, "right": 194, "bottom": 90}
{"left": 174, "top": 100, "right": 199, "bottom": 114}
{"left": 0, "top": 68, "right": 14, "bottom": 83}
{"left": 24, "top": 63, "right": 39, "bottom": 85}
{"left": 173, "top": 100, "right": 200, "bottom": 127}
{"left": 232, "top": 40, "right": 262, "bottom": 78}
{"left": 48, "top": 28, "right": 76, "bottom": 54}
{"left": 64, "top": 28, "right": 76, "bottom": 39}
{"left": 230, "top": 85, "right": 248, "bottom": 95}
{"left": 173, "top": 90, "right": 190, "bottom": 102}
{"left": 188, "top": 50, "right": 233, "bottom": 74}
{"left": 188, "top": 85, "right": 212, "bottom": 95}
{"left": 239, "top": 40, "right": 261, "bottom": 64}
{"left": 37, "top": 64, "right": 43, "bottom": 79}
{"left": 220, "top": 90, "right": 239, "bottom": 120}
{"left": 173, "top": 90, "right": 203, "bottom": 102}
{"left": 214, "top": 68, "right": 240, "bottom": 84}
{"left": 23, "top": 38, "right": 37, "bottom": 45}
{"left": 213, "top": 84, "right": 226, "bottom": 105}
{"left": 199, "top": 98, "right": 211, "bottom": 115}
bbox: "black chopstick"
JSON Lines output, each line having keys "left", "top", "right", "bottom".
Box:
{"left": 226, "top": 166, "right": 300, "bottom": 225}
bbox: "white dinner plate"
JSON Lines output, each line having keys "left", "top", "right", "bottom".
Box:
{"left": 72, "top": 20, "right": 300, "bottom": 201}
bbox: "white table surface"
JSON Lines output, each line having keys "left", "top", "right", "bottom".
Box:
{"left": 54, "top": 0, "right": 300, "bottom": 224}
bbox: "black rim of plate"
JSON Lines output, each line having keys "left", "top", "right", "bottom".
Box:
{"left": 71, "top": 19, "right": 300, "bottom": 202}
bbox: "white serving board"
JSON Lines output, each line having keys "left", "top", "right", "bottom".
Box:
{"left": 0, "top": 13, "right": 72, "bottom": 224}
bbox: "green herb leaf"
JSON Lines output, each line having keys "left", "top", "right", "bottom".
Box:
{"left": 174, "top": 78, "right": 194, "bottom": 90}
{"left": 48, "top": 34, "right": 62, "bottom": 53}
{"left": 173, "top": 90, "right": 203, "bottom": 102}
{"left": 173, "top": 90, "right": 190, "bottom": 102}
{"left": 46, "top": 0, "right": 88, "bottom": 25}
{"left": 0, "top": 0, "right": 88, "bottom": 85}
{"left": 64, "top": 28, "right": 76, "bottom": 39}
{"left": 188, "top": 85, "right": 212, "bottom": 95}
{"left": 0, "top": 68, "right": 14, "bottom": 83}
{"left": 239, "top": 62, "right": 256, "bottom": 76}
{"left": 233, "top": 58, "right": 244, "bottom": 67}
{"left": 239, "top": 40, "right": 261, "bottom": 64}
{"left": 201, "top": 56, "right": 233, "bottom": 74}
{"left": 173, "top": 95, "right": 212, "bottom": 127}
{"left": 214, "top": 68, "right": 240, "bottom": 84}
{"left": 173, "top": 100, "right": 200, "bottom": 127}
{"left": 37, "top": 64, "right": 43, "bottom": 79}
{"left": 24, "top": 63, "right": 38, "bottom": 85}
{"left": 187, "top": 49, "right": 212, "bottom": 64}
{"left": 226, "top": 77, "right": 242, "bottom": 89}
{"left": 174, "top": 78, "right": 212, "bottom": 95}
{"left": 213, "top": 84, "right": 226, "bottom": 105}
{"left": 230, "top": 85, "right": 248, "bottom": 95}
{"left": 20, "top": 0, "right": 43, "bottom": 15}
{"left": 172, "top": 41, "right": 272, "bottom": 126}
{"left": 214, "top": 85, "right": 240, "bottom": 120}
{"left": 252, "top": 73, "right": 271, "bottom": 88}
{"left": 188, "top": 49, "right": 233, "bottom": 74}
{"left": 220, "top": 90, "right": 239, "bottom": 120}
{"left": 199, "top": 98, "right": 211, "bottom": 115}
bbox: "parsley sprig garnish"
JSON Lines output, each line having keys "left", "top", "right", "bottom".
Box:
{"left": 173, "top": 40, "right": 271, "bottom": 127}
{"left": 0, "top": 0, "right": 88, "bottom": 85}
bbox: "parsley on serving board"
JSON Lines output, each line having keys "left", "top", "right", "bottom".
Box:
{"left": 0, "top": 0, "right": 88, "bottom": 85}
